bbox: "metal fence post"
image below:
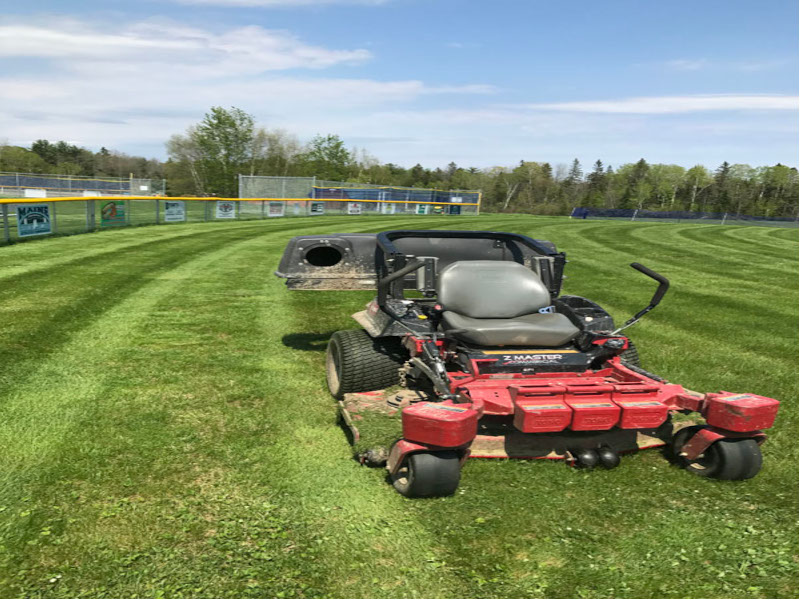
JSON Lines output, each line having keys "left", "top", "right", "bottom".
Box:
{"left": 1, "top": 203, "right": 9, "bottom": 243}
{"left": 261, "top": 200, "right": 266, "bottom": 219}
{"left": 86, "top": 200, "right": 95, "bottom": 231}
{"left": 204, "top": 200, "right": 210, "bottom": 222}
{"left": 51, "top": 201, "right": 58, "bottom": 234}
{"left": 155, "top": 198, "right": 160, "bottom": 224}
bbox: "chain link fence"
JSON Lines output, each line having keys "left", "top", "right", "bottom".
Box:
{"left": 0, "top": 171, "right": 166, "bottom": 198}
{"left": 570, "top": 206, "right": 798, "bottom": 227}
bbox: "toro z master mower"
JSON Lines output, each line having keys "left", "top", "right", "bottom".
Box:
{"left": 276, "top": 230, "right": 779, "bottom": 497}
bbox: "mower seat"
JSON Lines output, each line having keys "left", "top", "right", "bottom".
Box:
{"left": 437, "top": 260, "right": 580, "bottom": 347}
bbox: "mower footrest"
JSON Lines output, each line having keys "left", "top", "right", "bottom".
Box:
{"left": 510, "top": 383, "right": 572, "bottom": 433}
{"left": 611, "top": 382, "right": 668, "bottom": 429}
{"left": 513, "top": 400, "right": 572, "bottom": 433}
{"left": 564, "top": 383, "right": 619, "bottom": 431}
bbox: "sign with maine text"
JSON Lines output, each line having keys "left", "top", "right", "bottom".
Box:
{"left": 17, "top": 203, "right": 52, "bottom": 237}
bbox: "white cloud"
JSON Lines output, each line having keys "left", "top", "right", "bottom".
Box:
{"left": 0, "top": 17, "right": 496, "bottom": 160}
{"left": 0, "top": 19, "right": 371, "bottom": 75}
{"left": 665, "top": 59, "right": 711, "bottom": 71}
{"left": 664, "top": 58, "right": 787, "bottom": 72}
{"left": 509, "top": 94, "right": 798, "bottom": 114}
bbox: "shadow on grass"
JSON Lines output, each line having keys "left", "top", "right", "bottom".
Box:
{"left": 281, "top": 331, "right": 335, "bottom": 352}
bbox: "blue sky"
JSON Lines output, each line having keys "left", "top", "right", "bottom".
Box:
{"left": 1, "top": 0, "right": 797, "bottom": 170}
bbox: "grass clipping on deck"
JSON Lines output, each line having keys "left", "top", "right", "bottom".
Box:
{"left": 342, "top": 387, "right": 428, "bottom": 455}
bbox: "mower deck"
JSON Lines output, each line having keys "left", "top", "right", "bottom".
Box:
{"left": 339, "top": 386, "right": 696, "bottom": 464}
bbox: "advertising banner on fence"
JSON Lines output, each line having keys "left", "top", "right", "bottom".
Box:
{"left": 310, "top": 202, "right": 325, "bottom": 215}
{"left": 216, "top": 201, "right": 236, "bottom": 219}
{"left": 347, "top": 202, "right": 362, "bottom": 215}
{"left": 101, "top": 200, "right": 126, "bottom": 226}
{"left": 268, "top": 201, "right": 285, "bottom": 217}
{"left": 381, "top": 202, "right": 395, "bottom": 215}
{"left": 16, "top": 203, "right": 52, "bottom": 237}
{"left": 416, "top": 204, "right": 429, "bottom": 215}
{"left": 164, "top": 201, "right": 186, "bottom": 222}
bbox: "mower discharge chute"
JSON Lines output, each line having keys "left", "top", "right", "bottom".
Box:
{"left": 275, "top": 230, "right": 779, "bottom": 497}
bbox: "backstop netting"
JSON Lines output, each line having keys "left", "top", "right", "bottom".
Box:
{"left": 239, "top": 176, "right": 481, "bottom": 216}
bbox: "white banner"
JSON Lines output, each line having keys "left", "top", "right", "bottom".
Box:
{"left": 381, "top": 202, "right": 395, "bottom": 215}
{"left": 310, "top": 202, "right": 325, "bottom": 215}
{"left": 164, "top": 200, "right": 186, "bottom": 222}
{"left": 268, "top": 201, "right": 285, "bottom": 217}
{"left": 23, "top": 188, "right": 46, "bottom": 198}
{"left": 347, "top": 202, "right": 362, "bottom": 215}
{"left": 216, "top": 200, "right": 236, "bottom": 219}
{"left": 416, "top": 204, "right": 429, "bottom": 215}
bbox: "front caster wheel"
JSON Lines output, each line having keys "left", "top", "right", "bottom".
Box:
{"left": 391, "top": 451, "right": 461, "bottom": 498}
{"left": 672, "top": 426, "right": 763, "bottom": 480}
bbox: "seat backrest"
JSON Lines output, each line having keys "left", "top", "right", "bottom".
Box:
{"left": 437, "top": 260, "right": 551, "bottom": 319}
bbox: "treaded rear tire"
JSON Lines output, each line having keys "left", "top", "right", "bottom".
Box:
{"left": 620, "top": 339, "right": 641, "bottom": 368}
{"left": 326, "top": 329, "right": 407, "bottom": 399}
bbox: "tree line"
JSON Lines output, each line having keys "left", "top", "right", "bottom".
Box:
{"left": 1, "top": 106, "right": 797, "bottom": 218}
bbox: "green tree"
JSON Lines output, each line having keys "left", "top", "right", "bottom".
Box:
{"left": 301, "top": 134, "right": 352, "bottom": 181}
{"left": 0, "top": 145, "right": 50, "bottom": 173}
{"left": 585, "top": 160, "right": 607, "bottom": 207}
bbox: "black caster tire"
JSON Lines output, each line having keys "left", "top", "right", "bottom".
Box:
{"left": 672, "top": 426, "right": 762, "bottom": 480}
{"left": 391, "top": 451, "right": 461, "bottom": 498}
{"left": 326, "top": 329, "right": 407, "bottom": 399}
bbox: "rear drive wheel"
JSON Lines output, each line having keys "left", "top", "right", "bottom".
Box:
{"left": 326, "top": 329, "right": 407, "bottom": 399}
{"left": 672, "top": 426, "right": 763, "bottom": 480}
{"left": 391, "top": 451, "right": 461, "bottom": 498}
{"left": 620, "top": 339, "right": 641, "bottom": 368}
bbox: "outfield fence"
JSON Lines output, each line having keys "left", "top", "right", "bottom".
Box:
{"left": 570, "top": 206, "right": 798, "bottom": 227}
{"left": 0, "top": 193, "right": 478, "bottom": 245}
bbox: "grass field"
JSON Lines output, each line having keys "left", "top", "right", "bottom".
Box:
{"left": 0, "top": 215, "right": 797, "bottom": 598}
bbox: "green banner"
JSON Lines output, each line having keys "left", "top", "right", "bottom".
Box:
{"left": 100, "top": 201, "right": 126, "bottom": 226}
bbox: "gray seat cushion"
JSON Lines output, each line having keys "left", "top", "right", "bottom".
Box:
{"left": 442, "top": 311, "right": 580, "bottom": 347}
{"left": 437, "top": 260, "right": 551, "bottom": 318}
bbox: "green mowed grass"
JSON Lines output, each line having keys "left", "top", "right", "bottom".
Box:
{"left": 0, "top": 216, "right": 796, "bottom": 598}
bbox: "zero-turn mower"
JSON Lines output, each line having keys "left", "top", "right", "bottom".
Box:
{"left": 276, "top": 230, "right": 779, "bottom": 497}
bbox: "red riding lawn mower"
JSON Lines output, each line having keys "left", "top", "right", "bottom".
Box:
{"left": 276, "top": 230, "right": 779, "bottom": 497}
